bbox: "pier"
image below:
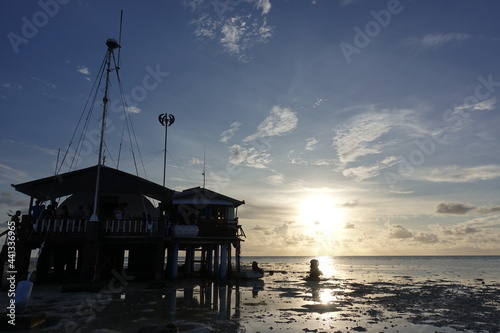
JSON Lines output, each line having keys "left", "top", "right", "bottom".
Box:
{"left": 1, "top": 165, "right": 245, "bottom": 286}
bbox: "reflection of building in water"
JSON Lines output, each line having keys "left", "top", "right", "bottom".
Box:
{"left": 113, "top": 282, "right": 253, "bottom": 331}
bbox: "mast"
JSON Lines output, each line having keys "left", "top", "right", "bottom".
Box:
{"left": 202, "top": 146, "right": 206, "bottom": 188}
{"left": 89, "top": 38, "right": 120, "bottom": 223}
{"left": 158, "top": 113, "right": 175, "bottom": 189}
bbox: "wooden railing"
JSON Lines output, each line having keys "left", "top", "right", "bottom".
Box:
{"left": 25, "top": 217, "right": 244, "bottom": 239}
{"left": 32, "top": 218, "right": 87, "bottom": 234}
{"left": 103, "top": 219, "right": 158, "bottom": 236}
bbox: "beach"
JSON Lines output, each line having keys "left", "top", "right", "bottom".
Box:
{"left": 2, "top": 256, "right": 499, "bottom": 332}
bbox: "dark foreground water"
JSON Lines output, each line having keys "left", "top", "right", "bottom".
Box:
{"left": 2, "top": 256, "right": 499, "bottom": 333}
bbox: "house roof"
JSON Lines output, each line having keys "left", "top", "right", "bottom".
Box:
{"left": 11, "top": 165, "right": 174, "bottom": 201}
{"left": 173, "top": 186, "right": 245, "bottom": 207}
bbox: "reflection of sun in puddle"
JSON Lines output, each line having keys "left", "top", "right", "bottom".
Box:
{"left": 318, "top": 289, "right": 338, "bottom": 303}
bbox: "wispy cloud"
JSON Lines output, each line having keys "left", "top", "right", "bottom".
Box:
{"left": 188, "top": 157, "right": 203, "bottom": 166}
{"left": 290, "top": 156, "right": 336, "bottom": 166}
{"left": 226, "top": 106, "right": 297, "bottom": 169}
{"left": 333, "top": 111, "right": 393, "bottom": 165}
{"left": 0, "top": 163, "right": 32, "bottom": 183}
{"left": 228, "top": 144, "right": 271, "bottom": 168}
{"left": 454, "top": 98, "right": 496, "bottom": 112}
{"left": 342, "top": 156, "right": 398, "bottom": 181}
{"left": 406, "top": 32, "right": 471, "bottom": 50}
{"left": 476, "top": 205, "right": 500, "bottom": 214}
{"left": 344, "top": 221, "right": 356, "bottom": 229}
{"left": 31, "top": 76, "right": 56, "bottom": 89}
{"left": 186, "top": 0, "right": 274, "bottom": 62}
{"left": 256, "top": 0, "right": 271, "bottom": 15}
{"left": 305, "top": 137, "right": 318, "bottom": 151}
{"left": 2, "top": 83, "right": 22, "bottom": 90}
{"left": 125, "top": 106, "right": 141, "bottom": 114}
{"left": 243, "top": 106, "right": 298, "bottom": 142}
{"left": 2, "top": 140, "right": 57, "bottom": 159}
{"left": 0, "top": 192, "right": 28, "bottom": 208}
{"left": 220, "top": 121, "right": 241, "bottom": 143}
{"left": 410, "top": 165, "right": 500, "bottom": 183}
{"left": 77, "top": 65, "right": 91, "bottom": 75}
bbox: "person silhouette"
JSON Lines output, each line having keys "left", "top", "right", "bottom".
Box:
{"left": 309, "top": 259, "right": 323, "bottom": 280}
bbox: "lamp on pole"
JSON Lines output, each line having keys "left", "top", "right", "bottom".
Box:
{"left": 158, "top": 113, "right": 175, "bottom": 188}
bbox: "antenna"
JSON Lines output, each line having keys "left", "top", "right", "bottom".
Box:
{"left": 202, "top": 146, "right": 206, "bottom": 188}
{"left": 117, "top": 10, "right": 123, "bottom": 69}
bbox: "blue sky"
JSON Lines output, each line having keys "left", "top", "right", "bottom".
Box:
{"left": 1, "top": 0, "right": 500, "bottom": 256}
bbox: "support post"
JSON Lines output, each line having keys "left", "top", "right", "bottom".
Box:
{"left": 220, "top": 244, "right": 227, "bottom": 279}
{"left": 213, "top": 245, "right": 219, "bottom": 277}
{"left": 167, "top": 243, "right": 179, "bottom": 279}
{"left": 206, "top": 246, "right": 213, "bottom": 276}
{"left": 185, "top": 247, "right": 193, "bottom": 276}
{"left": 235, "top": 242, "right": 241, "bottom": 274}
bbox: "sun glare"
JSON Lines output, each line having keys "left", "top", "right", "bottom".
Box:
{"left": 299, "top": 195, "right": 345, "bottom": 236}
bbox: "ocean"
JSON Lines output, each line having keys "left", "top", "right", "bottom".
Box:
{"left": 10, "top": 255, "right": 500, "bottom": 333}
{"left": 241, "top": 255, "right": 500, "bottom": 283}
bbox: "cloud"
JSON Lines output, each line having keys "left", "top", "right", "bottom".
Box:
{"left": 228, "top": 144, "right": 271, "bottom": 168}
{"left": 435, "top": 224, "right": 480, "bottom": 235}
{"left": 342, "top": 156, "right": 398, "bottom": 181}
{"left": 305, "top": 137, "right": 318, "bottom": 151}
{"left": 421, "top": 33, "right": 471, "bottom": 46}
{"left": 266, "top": 173, "right": 284, "bottom": 185}
{"left": 454, "top": 98, "right": 496, "bottom": 112}
{"left": 31, "top": 76, "right": 56, "bottom": 89}
{"left": 344, "top": 222, "right": 356, "bottom": 229}
{"left": 435, "top": 202, "right": 475, "bottom": 215}
{"left": 188, "top": 157, "right": 203, "bottom": 166}
{"left": 290, "top": 154, "right": 336, "bottom": 166}
{"left": 413, "top": 232, "right": 439, "bottom": 244}
{"left": 406, "top": 32, "right": 471, "bottom": 49}
{"left": 388, "top": 224, "right": 413, "bottom": 239}
{"left": 220, "top": 17, "right": 245, "bottom": 54}
{"left": 333, "top": 111, "right": 393, "bottom": 165}
{"left": 313, "top": 98, "right": 326, "bottom": 108}
{"left": 256, "top": 0, "right": 271, "bottom": 15}
{"left": 77, "top": 65, "right": 91, "bottom": 75}
{"left": 340, "top": 200, "right": 359, "bottom": 208}
{"left": 125, "top": 106, "right": 141, "bottom": 114}
{"left": 243, "top": 106, "right": 298, "bottom": 142}
{"left": 0, "top": 163, "right": 32, "bottom": 183}
{"left": 186, "top": 0, "right": 274, "bottom": 62}
{"left": 2, "top": 83, "right": 22, "bottom": 90}
{"left": 410, "top": 165, "right": 500, "bottom": 183}
{"left": 220, "top": 121, "right": 241, "bottom": 143}
{"left": 0, "top": 192, "right": 28, "bottom": 208}
{"left": 476, "top": 205, "right": 500, "bottom": 214}
{"left": 219, "top": 15, "right": 273, "bottom": 61}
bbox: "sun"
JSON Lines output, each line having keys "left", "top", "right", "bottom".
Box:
{"left": 298, "top": 195, "right": 345, "bottom": 235}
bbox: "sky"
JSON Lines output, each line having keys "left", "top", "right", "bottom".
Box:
{"left": 1, "top": 0, "right": 500, "bottom": 256}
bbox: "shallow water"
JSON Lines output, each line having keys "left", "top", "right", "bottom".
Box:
{"left": 3, "top": 256, "right": 500, "bottom": 332}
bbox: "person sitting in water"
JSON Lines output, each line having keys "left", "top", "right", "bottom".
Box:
{"left": 309, "top": 259, "right": 323, "bottom": 279}
{"left": 252, "top": 261, "right": 264, "bottom": 274}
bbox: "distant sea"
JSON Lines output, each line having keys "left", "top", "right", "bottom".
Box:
{"left": 116, "top": 255, "right": 500, "bottom": 284}
{"left": 240, "top": 256, "right": 500, "bottom": 283}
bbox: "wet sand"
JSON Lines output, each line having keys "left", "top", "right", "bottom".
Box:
{"left": 2, "top": 263, "right": 499, "bottom": 333}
